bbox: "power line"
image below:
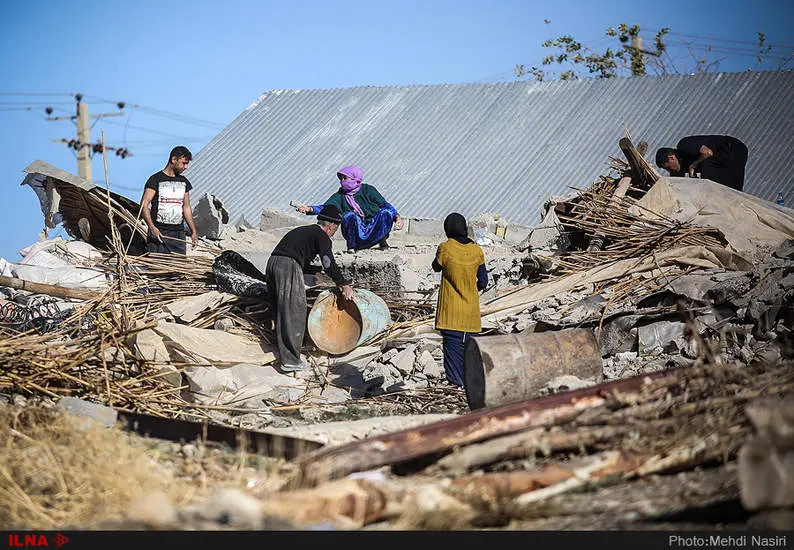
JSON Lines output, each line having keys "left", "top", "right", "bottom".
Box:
{"left": 668, "top": 31, "right": 792, "bottom": 48}
{"left": 0, "top": 101, "right": 75, "bottom": 106}
{"left": 663, "top": 37, "right": 789, "bottom": 53}
{"left": 662, "top": 40, "right": 790, "bottom": 58}
{"left": 98, "top": 117, "right": 213, "bottom": 141}
{"left": 0, "top": 92, "right": 74, "bottom": 97}
{"left": 83, "top": 95, "right": 224, "bottom": 129}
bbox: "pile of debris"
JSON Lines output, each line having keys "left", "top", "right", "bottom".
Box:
{"left": 2, "top": 136, "right": 793, "bottom": 530}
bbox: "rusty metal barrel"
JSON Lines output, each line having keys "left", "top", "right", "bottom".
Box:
{"left": 463, "top": 329, "right": 603, "bottom": 410}
{"left": 307, "top": 288, "right": 390, "bottom": 355}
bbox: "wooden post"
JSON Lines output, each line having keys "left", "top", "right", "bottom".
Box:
{"left": 619, "top": 137, "right": 661, "bottom": 190}
{"left": 0, "top": 275, "right": 102, "bottom": 301}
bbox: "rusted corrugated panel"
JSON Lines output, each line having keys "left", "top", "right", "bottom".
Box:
{"left": 116, "top": 409, "right": 324, "bottom": 460}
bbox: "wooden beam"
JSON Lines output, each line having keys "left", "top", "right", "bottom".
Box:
{"left": 0, "top": 275, "right": 102, "bottom": 301}
{"left": 619, "top": 137, "right": 661, "bottom": 189}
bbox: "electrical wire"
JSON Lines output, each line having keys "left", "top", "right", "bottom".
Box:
{"left": 663, "top": 38, "right": 787, "bottom": 54}
{"left": 0, "top": 92, "right": 74, "bottom": 97}
{"left": 83, "top": 94, "right": 223, "bottom": 129}
{"left": 98, "top": 117, "right": 213, "bottom": 141}
{"left": 662, "top": 39, "right": 791, "bottom": 59}
{"left": 0, "top": 101, "right": 75, "bottom": 105}
{"left": 667, "top": 31, "right": 792, "bottom": 48}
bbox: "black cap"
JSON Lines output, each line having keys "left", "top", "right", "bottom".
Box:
{"left": 317, "top": 204, "right": 342, "bottom": 224}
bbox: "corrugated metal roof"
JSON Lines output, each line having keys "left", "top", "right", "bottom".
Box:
{"left": 186, "top": 71, "right": 794, "bottom": 227}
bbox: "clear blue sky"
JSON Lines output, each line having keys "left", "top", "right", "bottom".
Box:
{"left": 1, "top": 0, "right": 792, "bottom": 260}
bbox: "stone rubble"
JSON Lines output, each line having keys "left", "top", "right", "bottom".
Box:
{"left": 3, "top": 193, "right": 794, "bottom": 444}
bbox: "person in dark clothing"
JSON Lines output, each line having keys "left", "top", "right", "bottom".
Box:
{"left": 431, "top": 213, "right": 488, "bottom": 387}
{"left": 655, "top": 135, "right": 748, "bottom": 191}
{"left": 266, "top": 204, "right": 354, "bottom": 372}
{"left": 140, "top": 145, "right": 198, "bottom": 255}
{"left": 295, "top": 165, "right": 404, "bottom": 251}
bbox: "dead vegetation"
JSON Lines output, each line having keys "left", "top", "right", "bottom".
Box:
{"left": 0, "top": 404, "right": 295, "bottom": 529}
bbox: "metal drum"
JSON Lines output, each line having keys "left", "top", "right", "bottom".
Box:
{"left": 307, "top": 288, "right": 391, "bottom": 355}
{"left": 463, "top": 329, "right": 603, "bottom": 410}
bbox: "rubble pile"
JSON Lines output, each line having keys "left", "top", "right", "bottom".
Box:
{"left": 2, "top": 138, "right": 794, "bottom": 530}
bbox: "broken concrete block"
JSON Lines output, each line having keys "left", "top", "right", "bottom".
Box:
{"left": 563, "top": 294, "right": 606, "bottom": 325}
{"left": 214, "top": 318, "right": 235, "bottom": 332}
{"left": 260, "top": 207, "right": 309, "bottom": 231}
{"left": 598, "top": 315, "right": 641, "bottom": 356}
{"left": 637, "top": 321, "right": 687, "bottom": 356}
{"left": 309, "top": 385, "right": 351, "bottom": 405}
{"left": 193, "top": 193, "right": 229, "bottom": 240}
{"left": 391, "top": 345, "right": 417, "bottom": 375}
{"left": 380, "top": 348, "right": 399, "bottom": 364}
{"left": 752, "top": 341, "right": 782, "bottom": 365}
{"left": 261, "top": 386, "right": 305, "bottom": 404}
{"left": 407, "top": 217, "right": 444, "bottom": 237}
{"left": 417, "top": 349, "right": 444, "bottom": 379}
{"left": 521, "top": 207, "right": 564, "bottom": 251}
{"left": 57, "top": 397, "right": 118, "bottom": 428}
{"left": 504, "top": 223, "right": 533, "bottom": 244}
{"left": 234, "top": 215, "right": 255, "bottom": 230}
{"left": 397, "top": 264, "right": 422, "bottom": 294}
{"left": 102, "top": 345, "right": 124, "bottom": 363}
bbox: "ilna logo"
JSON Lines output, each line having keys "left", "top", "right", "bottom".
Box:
{"left": 7, "top": 533, "right": 69, "bottom": 547}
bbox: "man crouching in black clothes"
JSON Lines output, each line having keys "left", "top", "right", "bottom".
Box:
{"left": 655, "top": 135, "right": 748, "bottom": 191}
{"left": 265, "top": 204, "right": 354, "bottom": 372}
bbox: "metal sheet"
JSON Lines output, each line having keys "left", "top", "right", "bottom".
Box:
{"left": 186, "top": 72, "right": 794, "bottom": 230}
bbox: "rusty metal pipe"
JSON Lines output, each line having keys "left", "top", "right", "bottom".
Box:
{"left": 464, "top": 329, "right": 604, "bottom": 410}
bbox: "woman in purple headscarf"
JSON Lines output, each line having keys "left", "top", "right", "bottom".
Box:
{"left": 296, "top": 165, "right": 404, "bottom": 251}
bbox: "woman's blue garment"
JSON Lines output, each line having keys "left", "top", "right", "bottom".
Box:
{"left": 340, "top": 205, "right": 397, "bottom": 250}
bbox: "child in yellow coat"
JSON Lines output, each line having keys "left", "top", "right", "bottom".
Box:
{"left": 432, "top": 213, "right": 488, "bottom": 387}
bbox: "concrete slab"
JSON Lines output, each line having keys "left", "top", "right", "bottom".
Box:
{"left": 407, "top": 217, "right": 444, "bottom": 237}
{"left": 259, "top": 207, "right": 311, "bottom": 231}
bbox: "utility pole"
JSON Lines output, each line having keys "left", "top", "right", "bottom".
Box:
{"left": 622, "top": 28, "right": 663, "bottom": 77}
{"left": 630, "top": 35, "right": 646, "bottom": 76}
{"left": 76, "top": 99, "right": 91, "bottom": 180}
{"left": 47, "top": 94, "right": 132, "bottom": 182}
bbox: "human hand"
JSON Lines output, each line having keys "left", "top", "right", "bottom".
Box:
{"left": 394, "top": 215, "right": 404, "bottom": 230}
{"left": 297, "top": 204, "right": 313, "bottom": 214}
{"left": 191, "top": 231, "right": 198, "bottom": 245}
{"left": 150, "top": 227, "right": 163, "bottom": 243}
{"left": 340, "top": 284, "right": 354, "bottom": 300}
{"left": 698, "top": 145, "right": 714, "bottom": 158}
